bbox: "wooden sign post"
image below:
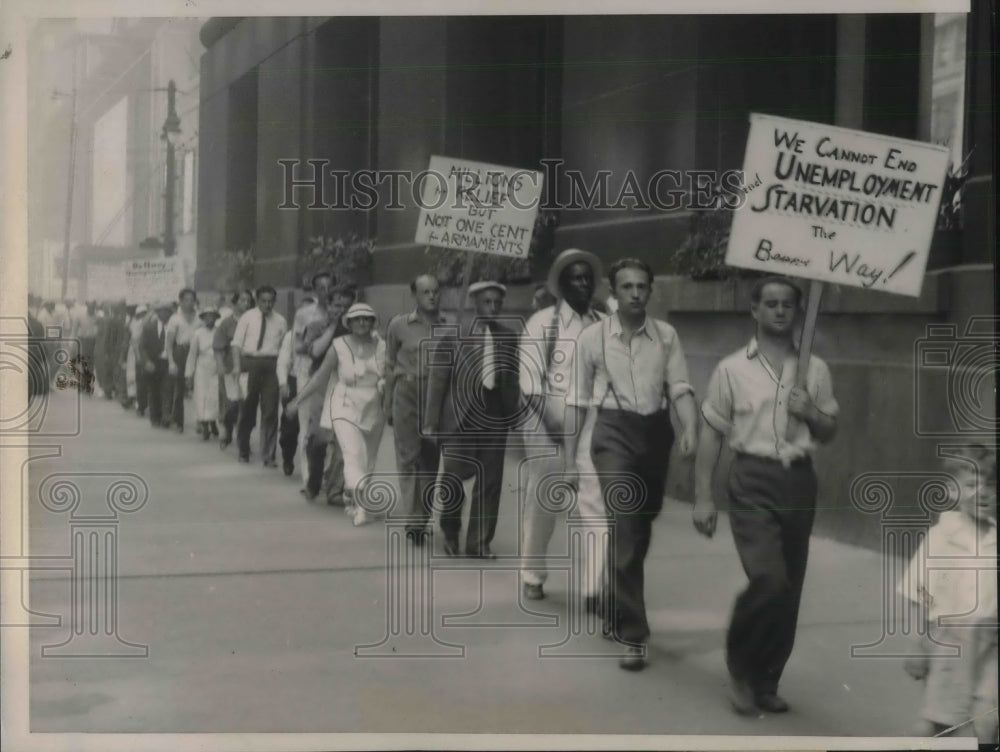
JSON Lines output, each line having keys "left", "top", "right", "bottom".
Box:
{"left": 787, "top": 278, "right": 825, "bottom": 438}
{"left": 796, "top": 280, "right": 825, "bottom": 388}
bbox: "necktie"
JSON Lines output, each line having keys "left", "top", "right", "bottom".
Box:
{"left": 158, "top": 321, "right": 165, "bottom": 354}
{"left": 481, "top": 325, "right": 495, "bottom": 390}
{"left": 256, "top": 313, "right": 267, "bottom": 352}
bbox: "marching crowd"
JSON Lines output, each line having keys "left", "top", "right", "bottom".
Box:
{"left": 26, "top": 247, "right": 996, "bottom": 741}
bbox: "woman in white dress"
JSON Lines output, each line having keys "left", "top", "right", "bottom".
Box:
{"left": 287, "top": 303, "right": 386, "bottom": 526}
{"left": 185, "top": 306, "right": 222, "bottom": 440}
{"left": 125, "top": 304, "right": 148, "bottom": 407}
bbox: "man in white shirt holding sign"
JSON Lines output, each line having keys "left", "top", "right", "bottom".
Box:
{"left": 232, "top": 285, "right": 288, "bottom": 467}
{"left": 693, "top": 275, "right": 839, "bottom": 714}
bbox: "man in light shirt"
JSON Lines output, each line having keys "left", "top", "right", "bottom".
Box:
{"left": 693, "top": 275, "right": 838, "bottom": 715}
{"left": 214, "top": 290, "right": 255, "bottom": 449}
{"left": 563, "top": 257, "right": 698, "bottom": 672}
{"left": 165, "top": 288, "right": 201, "bottom": 432}
{"left": 383, "top": 275, "right": 452, "bottom": 544}
{"left": 232, "top": 285, "right": 288, "bottom": 466}
{"left": 519, "top": 249, "right": 607, "bottom": 608}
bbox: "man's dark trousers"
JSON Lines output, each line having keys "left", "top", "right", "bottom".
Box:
{"left": 238, "top": 356, "right": 279, "bottom": 463}
{"left": 725, "top": 454, "right": 817, "bottom": 695}
{"left": 322, "top": 437, "right": 345, "bottom": 504}
{"left": 135, "top": 367, "right": 149, "bottom": 413}
{"left": 437, "top": 388, "right": 508, "bottom": 554}
{"left": 219, "top": 374, "right": 240, "bottom": 442}
{"left": 278, "top": 376, "right": 299, "bottom": 468}
{"left": 392, "top": 376, "right": 440, "bottom": 533}
{"left": 591, "top": 407, "right": 674, "bottom": 646}
{"left": 146, "top": 359, "right": 169, "bottom": 426}
{"left": 303, "top": 433, "right": 328, "bottom": 496}
{"left": 163, "top": 343, "right": 189, "bottom": 429}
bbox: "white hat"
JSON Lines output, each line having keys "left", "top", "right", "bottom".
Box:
{"left": 343, "top": 302, "right": 377, "bottom": 321}
{"left": 468, "top": 280, "right": 507, "bottom": 297}
{"left": 546, "top": 248, "right": 603, "bottom": 298}
{"left": 135, "top": 304, "right": 148, "bottom": 315}
{"left": 198, "top": 305, "right": 220, "bottom": 319}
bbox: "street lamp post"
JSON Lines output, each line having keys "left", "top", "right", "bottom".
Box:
{"left": 161, "top": 80, "right": 181, "bottom": 257}
{"left": 57, "top": 87, "right": 78, "bottom": 301}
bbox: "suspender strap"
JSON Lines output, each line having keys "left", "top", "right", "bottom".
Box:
{"left": 600, "top": 320, "right": 625, "bottom": 411}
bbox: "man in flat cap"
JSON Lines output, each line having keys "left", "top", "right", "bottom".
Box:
{"left": 424, "top": 280, "right": 521, "bottom": 558}
{"left": 519, "top": 248, "right": 609, "bottom": 607}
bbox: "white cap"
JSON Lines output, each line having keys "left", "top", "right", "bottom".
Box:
{"left": 468, "top": 280, "right": 507, "bottom": 297}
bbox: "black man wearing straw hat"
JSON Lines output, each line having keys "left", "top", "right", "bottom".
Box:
{"left": 519, "top": 248, "right": 609, "bottom": 609}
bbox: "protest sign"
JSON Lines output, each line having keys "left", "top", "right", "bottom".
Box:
{"left": 726, "top": 113, "right": 951, "bottom": 298}
{"left": 414, "top": 156, "right": 543, "bottom": 259}
{"left": 124, "top": 258, "right": 186, "bottom": 305}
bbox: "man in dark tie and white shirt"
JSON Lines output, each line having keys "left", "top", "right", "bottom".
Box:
{"left": 424, "top": 281, "right": 521, "bottom": 558}
{"left": 138, "top": 301, "right": 175, "bottom": 428}
{"left": 231, "top": 285, "right": 288, "bottom": 466}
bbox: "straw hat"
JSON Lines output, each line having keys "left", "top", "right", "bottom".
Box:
{"left": 546, "top": 248, "right": 603, "bottom": 298}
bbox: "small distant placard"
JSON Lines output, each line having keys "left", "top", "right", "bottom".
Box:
{"left": 726, "top": 114, "right": 951, "bottom": 297}
{"left": 124, "top": 258, "right": 186, "bottom": 305}
{"left": 414, "top": 155, "right": 543, "bottom": 259}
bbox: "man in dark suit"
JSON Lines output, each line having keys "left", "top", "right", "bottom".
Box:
{"left": 137, "top": 301, "right": 173, "bottom": 428}
{"left": 424, "top": 281, "right": 521, "bottom": 558}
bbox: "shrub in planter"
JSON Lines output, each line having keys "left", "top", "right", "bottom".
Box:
{"left": 668, "top": 205, "right": 735, "bottom": 281}
{"left": 299, "top": 234, "right": 375, "bottom": 290}
{"left": 937, "top": 150, "right": 974, "bottom": 233}
{"left": 214, "top": 246, "right": 256, "bottom": 293}
{"left": 668, "top": 182, "right": 762, "bottom": 282}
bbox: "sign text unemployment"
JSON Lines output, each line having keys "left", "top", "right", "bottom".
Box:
{"left": 415, "top": 156, "right": 543, "bottom": 259}
{"left": 726, "top": 114, "right": 951, "bottom": 297}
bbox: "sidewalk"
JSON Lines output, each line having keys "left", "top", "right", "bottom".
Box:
{"left": 24, "top": 392, "right": 926, "bottom": 737}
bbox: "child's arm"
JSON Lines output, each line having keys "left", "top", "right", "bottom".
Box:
{"left": 898, "top": 533, "right": 939, "bottom": 682}
{"left": 902, "top": 598, "right": 933, "bottom": 680}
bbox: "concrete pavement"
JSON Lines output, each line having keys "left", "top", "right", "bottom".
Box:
{"left": 23, "top": 390, "right": 930, "bottom": 737}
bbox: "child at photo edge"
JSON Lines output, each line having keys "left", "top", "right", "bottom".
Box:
{"left": 899, "top": 445, "right": 998, "bottom": 744}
